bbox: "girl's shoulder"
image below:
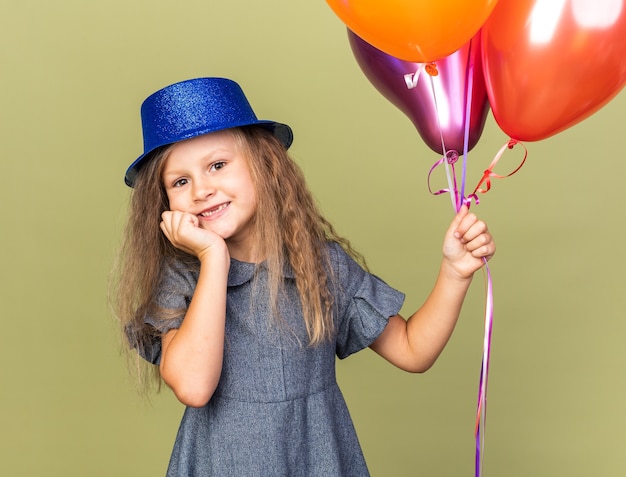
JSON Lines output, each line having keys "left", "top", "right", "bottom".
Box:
{"left": 325, "top": 240, "right": 363, "bottom": 268}
{"left": 325, "top": 241, "right": 367, "bottom": 283}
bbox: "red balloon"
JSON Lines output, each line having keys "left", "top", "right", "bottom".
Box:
{"left": 349, "top": 30, "right": 490, "bottom": 155}
{"left": 482, "top": 0, "right": 626, "bottom": 141}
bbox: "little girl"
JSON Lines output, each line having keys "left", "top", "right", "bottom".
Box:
{"left": 114, "top": 77, "right": 495, "bottom": 476}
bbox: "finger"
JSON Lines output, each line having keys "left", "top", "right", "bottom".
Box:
{"left": 168, "top": 210, "right": 183, "bottom": 232}
{"left": 464, "top": 232, "right": 492, "bottom": 253}
{"left": 448, "top": 206, "right": 469, "bottom": 238}
{"left": 455, "top": 212, "right": 481, "bottom": 242}
{"left": 160, "top": 220, "right": 173, "bottom": 243}
{"left": 473, "top": 245, "right": 495, "bottom": 261}
{"left": 160, "top": 212, "right": 171, "bottom": 233}
{"left": 460, "top": 220, "right": 489, "bottom": 244}
{"left": 167, "top": 211, "right": 189, "bottom": 240}
{"left": 469, "top": 237, "right": 496, "bottom": 260}
{"left": 161, "top": 211, "right": 183, "bottom": 243}
{"left": 161, "top": 211, "right": 176, "bottom": 231}
{"left": 186, "top": 213, "right": 200, "bottom": 229}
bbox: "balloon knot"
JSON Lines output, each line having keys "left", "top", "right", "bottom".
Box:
{"left": 446, "top": 150, "right": 459, "bottom": 164}
{"left": 425, "top": 62, "right": 439, "bottom": 76}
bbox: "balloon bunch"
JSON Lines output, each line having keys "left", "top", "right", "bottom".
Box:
{"left": 328, "top": 0, "right": 626, "bottom": 475}
{"left": 332, "top": 0, "right": 626, "bottom": 149}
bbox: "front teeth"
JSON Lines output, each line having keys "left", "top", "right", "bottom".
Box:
{"left": 200, "top": 203, "right": 228, "bottom": 217}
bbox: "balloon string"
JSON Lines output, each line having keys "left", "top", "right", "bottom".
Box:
{"left": 426, "top": 63, "right": 459, "bottom": 211}
{"left": 460, "top": 38, "right": 475, "bottom": 207}
{"left": 475, "top": 260, "right": 493, "bottom": 477}
{"left": 426, "top": 50, "right": 486, "bottom": 475}
{"left": 428, "top": 137, "right": 526, "bottom": 477}
{"left": 425, "top": 53, "right": 526, "bottom": 475}
{"left": 456, "top": 38, "right": 490, "bottom": 477}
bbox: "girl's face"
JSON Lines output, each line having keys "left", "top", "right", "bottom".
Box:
{"left": 161, "top": 130, "right": 258, "bottom": 256}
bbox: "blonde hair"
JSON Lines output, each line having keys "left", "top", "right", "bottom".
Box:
{"left": 111, "top": 126, "right": 363, "bottom": 390}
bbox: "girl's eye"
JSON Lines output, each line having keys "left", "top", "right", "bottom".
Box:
{"left": 173, "top": 178, "right": 189, "bottom": 188}
{"left": 209, "top": 161, "right": 226, "bottom": 172}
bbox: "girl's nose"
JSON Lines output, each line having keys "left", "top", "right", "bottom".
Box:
{"left": 192, "top": 179, "right": 215, "bottom": 201}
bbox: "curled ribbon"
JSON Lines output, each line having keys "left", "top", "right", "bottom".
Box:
{"left": 427, "top": 139, "right": 527, "bottom": 209}
{"left": 465, "top": 140, "right": 528, "bottom": 208}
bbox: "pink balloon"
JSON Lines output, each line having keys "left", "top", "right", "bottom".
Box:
{"left": 348, "top": 30, "right": 490, "bottom": 155}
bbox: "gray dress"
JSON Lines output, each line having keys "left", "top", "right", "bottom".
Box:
{"left": 141, "top": 242, "right": 404, "bottom": 476}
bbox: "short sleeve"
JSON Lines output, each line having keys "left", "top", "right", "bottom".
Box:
{"left": 330, "top": 243, "right": 405, "bottom": 359}
{"left": 134, "top": 259, "right": 198, "bottom": 364}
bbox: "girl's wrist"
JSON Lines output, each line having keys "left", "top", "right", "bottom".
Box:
{"left": 440, "top": 258, "right": 474, "bottom": 284}
{"left": 197, "top": 243, "right": 230, "bottom": 266}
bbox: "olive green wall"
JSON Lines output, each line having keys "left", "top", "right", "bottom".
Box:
{"left": 1, "top": 1, "right": 624, "bottom": 475}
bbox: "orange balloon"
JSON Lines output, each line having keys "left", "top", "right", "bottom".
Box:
{"left": 482, "top": 0, "right": 626, "bottom": 141}
{"left": 326, "top": 0, "right": 500, "bottom": 62}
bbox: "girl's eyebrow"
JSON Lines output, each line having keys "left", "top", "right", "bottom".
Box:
{"left": 162, "top": 147, "right": 231, "bottom": 178}
{"left": 161, "top": 164, "right": 187, "bottom": 180}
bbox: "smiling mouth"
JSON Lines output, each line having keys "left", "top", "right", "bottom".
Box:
{"left": 199, "top": 203, "right": 229, "bottom": 218}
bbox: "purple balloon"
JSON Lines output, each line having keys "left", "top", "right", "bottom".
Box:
{"left": 348, "top": 29, "right": 489, "bottom": 155}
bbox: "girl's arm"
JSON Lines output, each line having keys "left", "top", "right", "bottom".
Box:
{"left": 158, "top": 211, "right": 230, "bottom": 407}
{"left": 369, "top": 206, "right": 495, "bottom": 373}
